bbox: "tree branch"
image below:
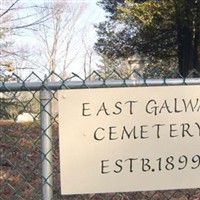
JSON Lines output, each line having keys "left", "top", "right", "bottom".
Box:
{"left": 0, "top": 0, "right": 20, "bottom": 18}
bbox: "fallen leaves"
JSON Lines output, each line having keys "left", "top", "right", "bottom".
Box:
{"left": 1, "top": 120, "right": 200, "bottom": 200}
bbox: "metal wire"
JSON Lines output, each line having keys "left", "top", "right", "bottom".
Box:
{"left": 0, "top": 71, "right": 200, "bottom": 200}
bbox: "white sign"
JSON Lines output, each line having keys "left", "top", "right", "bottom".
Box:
{"left": 58, "top": 86, "right": 200, "bottom": 195}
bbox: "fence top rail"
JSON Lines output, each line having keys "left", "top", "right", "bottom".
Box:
{"left": 1, "top": 78, "right": 200, "bottom": 91}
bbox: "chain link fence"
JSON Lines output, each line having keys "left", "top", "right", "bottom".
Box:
{"left": 1, "top": 71, "right": 200, "bottom": 200}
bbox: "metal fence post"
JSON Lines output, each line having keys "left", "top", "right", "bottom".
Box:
{"left": 40, "top": 88, "right": 53, "bottom": 200}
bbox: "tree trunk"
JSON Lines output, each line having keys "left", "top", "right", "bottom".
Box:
{"left": 177, "top": 25, "right": 194, "bottom": 77}
{"left": 176, "top": 0, "right": 195, "bottom": 77}
{"left": 194, "top": 27, "right": 200, "bottom": 72}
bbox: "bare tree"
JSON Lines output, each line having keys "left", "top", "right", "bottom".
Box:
{"left": 32, "top": 1, "right": 88, "bottom": 80}
{"left": 0, "top": 0, "right": 50, "bottom": 78}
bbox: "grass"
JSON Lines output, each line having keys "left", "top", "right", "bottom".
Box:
{"left": 0, "top": 120, "right": 200, "bottom": 200}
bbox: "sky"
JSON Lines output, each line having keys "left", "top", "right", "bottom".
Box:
{"left": 1, "top": 0, "right": 106, "bottom": 79}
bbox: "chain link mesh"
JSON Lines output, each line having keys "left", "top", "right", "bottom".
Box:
{"left": 1, "top": 71, "right": 200, "bottom": 200}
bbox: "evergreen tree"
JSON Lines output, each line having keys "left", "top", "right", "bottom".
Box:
{"left": 95, "top": 0, "right": 200, "bottom": 77}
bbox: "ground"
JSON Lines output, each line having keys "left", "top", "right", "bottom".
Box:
{"left": 0, "top": 120, "right": 200, "bottom": 200}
